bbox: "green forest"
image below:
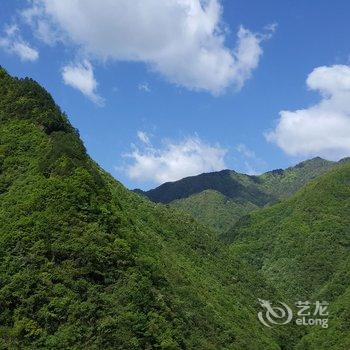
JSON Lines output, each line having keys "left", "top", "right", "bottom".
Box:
{"left": 0, "top": 67, "right": 349, "bottom": 349}
{"left": 139, "top": 157, "right": 344, "bottom": 233}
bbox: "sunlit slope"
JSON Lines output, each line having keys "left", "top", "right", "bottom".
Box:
{"left": 0, "top": 67, "right": 285, "bottom": 349}
{"left": 224, "top": 162, "right": 350, "bottom": 349}
{"left": 140, "top": 158, "right": 339, "bottom": 233}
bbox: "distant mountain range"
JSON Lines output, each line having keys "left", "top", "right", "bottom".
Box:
{"left": 1, "top": 66, "right": 349, "bottom": 349}
{"left": 136, "top": 157, "right": 349, "bottom": 232}
{"left": 224, "top": 161, "right": 350, "bottom": 348}
{"left": 0, "top": 66, "right": 283, "bottom": 349}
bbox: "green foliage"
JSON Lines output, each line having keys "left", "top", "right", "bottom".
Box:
{"left": 224, "top": 163, "right": 350, "bottom": 348}
{"left": 171, "top": 189, "right": 258, "bottom": 233}
{"left": 1, "top": 66, "right": 348, "bottom": 349}
{"left": 38, "top": 131, "right": 88, "bottom": 177}
{"left": 140, "top": 169, "right": 276, "bottom": 205}
{"left": 0, "top": 67, "right": 284, "bottom": 349}
{"left": 259, "top": 157, "right": 337, "bottom": 199}
{"left": 140, "top": 157, "right": 340, "bottom": 233}
{"left": 0, "top": 67, "right": 74, "bottom": 135}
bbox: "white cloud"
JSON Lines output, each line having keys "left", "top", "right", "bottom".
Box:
{"left": 123, "top": 134, "right": 227, "bottom": 184}
{"left": 138, "top": 82, "right": 151, "bottom": 92}
{"left": 235, "top": 143, "right": 267, "bottom": 175}
{"left": 137, "top": 131, "right": 151, "bottom": 145}
{"left": 231, "top": 26, "right": 265, "bottom": 90}
{"left": 236, "top": 143, "right": 256, "bottom": 159}
{"left": 22, "top": 5, "right": 60, "bottom": 46}
{"left": 266, "top": 64, "right": 350, "bottom": 160}
{"left": 0, "top": 24, "right": 39, "bottom": 61}
{"left": 24, "top": 0, "right": 274, "bottom": 94}
{"left": 62, "top": 60, "right": 104, "bottom": 105}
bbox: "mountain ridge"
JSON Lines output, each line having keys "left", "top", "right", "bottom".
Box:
{"left": 137, "top": 157, "right": 345, "bottom": 232}
{"left": 223, "top": 161, "right": 350, "bottom": 348}
{"left": 1, "top": 66, "right": 349, "bottom": 349}
{"left": 137, "top": 157, "right": 342, "bottom": 203}
{"left": 0, "top": 66, "right": 288, "bottom": 349}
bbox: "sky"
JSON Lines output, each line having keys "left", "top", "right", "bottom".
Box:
{"left": 1, "top": 0, "right": 350, "bottom": 190}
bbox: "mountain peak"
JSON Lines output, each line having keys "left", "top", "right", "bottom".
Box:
{"left": 1, "top": 68, "right": 285, "bottom": 349}
{"left": 293, "top": 156, "right": 331, "bottom": 168}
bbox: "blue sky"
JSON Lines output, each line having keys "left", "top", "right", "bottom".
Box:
{"left": 1, "top": 0, "right": 350, "bottom": 189}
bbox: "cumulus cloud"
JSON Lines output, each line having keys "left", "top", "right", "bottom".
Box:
{"left": 22, "top": 5, "right": 60, "bottom": 46}
{"left": 62, "top": 60, "right": 104, "bottom": 105}
{"left": 123, "top": 134, "right": 227, "bottom": 184}
{"left": 23, "top": 0, "right": 274, "bottom": 94}
{"left": 0, "top": 24, "right": 39, "bottom": 61}
{"left": 266, "top": 65, "right": 350, "bottom": 159}
{"left": 231, "top": 26, "right": 265, "bottom": 90}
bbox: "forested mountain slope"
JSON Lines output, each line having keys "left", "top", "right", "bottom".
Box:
{"left": 0, "top": 68, "right": 288, "bottom": 349}
{"left": 1, "top": 67, "right": 348, "bottom": 349}
{"left": 139, "top": 158, "right": 341, "bottom": 232}
{"left": 223, "top": 162, "right": 350, "bottom": 349}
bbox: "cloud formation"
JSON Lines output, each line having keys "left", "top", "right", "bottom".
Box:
{"left": 62, "top": 60, "right": 104, "bottom": 105}
{"left": 24, "top": 0, "right": 274, "bottom": 94}
{"left": 137, "top": 131, "right": 151, "bottom": 145}
{"left": 235, "top": 143, "right": 267, "bottom": 175}
{"left": 266, "top": 64, "right": 350, "bottom": 160}
{"left": 138, "top": 83, "right": 151, "bottom": 93}
{"left": 0, "top": 24, "right": 39, "bottom": 61}
{"left": 123, "top": 134, "right": 227, "bottom": 184}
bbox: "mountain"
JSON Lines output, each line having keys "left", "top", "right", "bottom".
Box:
{"left": 2, "top": 67, "right": 349, "bottom": 349}
{"left": 223, "top": 162, "right": 350, "bottom": 348}
{"left": 171, "top": 189, "right": 260, "bottom": 233}
{"left": 0, "top": 68, "right": 291, "bottom": 349}
{"left": 138, "top": 158, "right": 340, "bottom": 232}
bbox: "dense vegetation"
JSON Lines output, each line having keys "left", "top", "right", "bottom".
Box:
{"left": 0, "top": 67, "right": 290, "bottom": 349}
{"left": 1, "top": 67, "right": 349, "bottom": 349}
{"left": 171, "top": 189, "right": 258, "bottom": 233}
{"left": 140, "top": 158, "right": 341, "bottom": 233}
{"left": 224, "top": 163, "right": 350, "bottom": 348}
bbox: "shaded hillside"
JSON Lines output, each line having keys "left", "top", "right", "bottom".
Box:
{"left": 223, "top": 162, "right": 350, "bottom": 348}
{"left": 139, "top": 158, "right": 339, "bottom": 232}
{"left": 0, "top": 68, "right": 288, "bottom": 349}
{"left": 139, "top": 169, "right": 276, "bottom": 205}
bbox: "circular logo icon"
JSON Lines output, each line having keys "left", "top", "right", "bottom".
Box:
{"left": 258, "top": 298, "right": 293, "bottom": 327}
